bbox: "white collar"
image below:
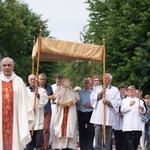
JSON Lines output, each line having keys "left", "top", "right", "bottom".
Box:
{"left": 0, "top": 72, "right": 16, "bottom": 82}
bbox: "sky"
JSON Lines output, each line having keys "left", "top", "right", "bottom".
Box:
{"left": 22, "top": 0, "right": 89, "bottom": 42}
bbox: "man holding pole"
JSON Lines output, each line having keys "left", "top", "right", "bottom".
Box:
{"left": 25, "top": 74, "right": 48, "bottom": 150}
{"left": 90, "top": 73, "right": 121, "bottom": 150}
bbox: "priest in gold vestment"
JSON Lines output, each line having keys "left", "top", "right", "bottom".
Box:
{"left": 52, "top": 78, "right": 80, "bottom": 149}
{"left": 0, "top": 57, "right": 35, "bottom": 150}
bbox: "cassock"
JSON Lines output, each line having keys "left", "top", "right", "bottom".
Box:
{"left": 0, "top": 72, "right": 35, "bottom": 150}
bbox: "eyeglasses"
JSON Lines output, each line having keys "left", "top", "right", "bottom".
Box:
{"left": 2, "top": 64, "right": 12, "bottom": 67}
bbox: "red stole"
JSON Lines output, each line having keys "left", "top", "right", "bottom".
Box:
{"left": 2, "top": 80, "right": 13, "bottom": 150}
{"left": 61, "top": 106, "right": 69, "bottom": 137}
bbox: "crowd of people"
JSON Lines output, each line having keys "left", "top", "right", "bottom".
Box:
{"left": 0, "top": 56, "right": 150, "bottom": 150}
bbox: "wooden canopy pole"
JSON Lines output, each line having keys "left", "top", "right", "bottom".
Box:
{"left": 91, "top": 39, "right": 95, "bottom": 76}
{"left": 138, "top": 87, "right": 142, "bottom": 114}
{"left": 33, "top": 26, "right": 43, "bottom": 109}
{"left": 91, "top": 60, "right": 95, "bottom": 76}
{"left": 32, "top": 26, "right": 43, "bottom": 136}
{"left": 102, "top": 39, "right": 106, "bottom": 144}
{"left": 32, "top": 58, "right": 35, "bottom": 74}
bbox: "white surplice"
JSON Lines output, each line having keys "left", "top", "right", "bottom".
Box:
{"left": 26, "top": 87, "right": 48, "bottom": 130}
{"left": 0, "top": 72, "right": 35, "bottom": 150}
{"left": 121, "top": 96, "right": 146, "bottom": 131}
{"left": 90, "top": 85, "right": 121, "bottom": 126}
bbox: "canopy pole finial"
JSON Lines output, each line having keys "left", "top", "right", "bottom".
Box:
{"left": 102, "top": 33, "right": 106, "bottom": 46}
{"left": 102, "top": 38, "right": 105, "bottom": 46}
{"left": 39, "top": 26, "right": 43, "bottom": 36}
{"left": 33, "top": 36, "right": 36, "bottom": 44}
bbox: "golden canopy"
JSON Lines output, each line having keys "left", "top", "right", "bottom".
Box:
{"left": 32, "top": 36, "right": 105, "bottom": 62}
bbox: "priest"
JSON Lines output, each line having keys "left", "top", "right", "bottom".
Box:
{"left": 0, "top": 57, "right": 35, "bottom": 150}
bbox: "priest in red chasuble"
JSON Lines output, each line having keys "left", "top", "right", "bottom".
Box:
{"left": 52, "top": 77, "right": 80, "bottom": 150}
{"left": 0, "top": 57, "right": 35, "bottom": 150}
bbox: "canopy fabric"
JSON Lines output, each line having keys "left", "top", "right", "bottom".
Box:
{"left": 32, "top": 36, "right": 104, "bottom": 62}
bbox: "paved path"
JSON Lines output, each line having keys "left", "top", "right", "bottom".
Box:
{"left": 112, "top": 145, "right": 144, "bottom": 150}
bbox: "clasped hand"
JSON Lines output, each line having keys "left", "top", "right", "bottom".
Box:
{"left": 34, "top": 88, "right": 39, "bottom": 96}
{"left": 100, "top": 88, "right": 109, "bottom": 105}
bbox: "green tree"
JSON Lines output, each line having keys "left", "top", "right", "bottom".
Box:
{"left": 82, "top": 0, "right": 150, "bottom": 94}
{"left": 0, "top": 0, "right": 60, "bottom": 83}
